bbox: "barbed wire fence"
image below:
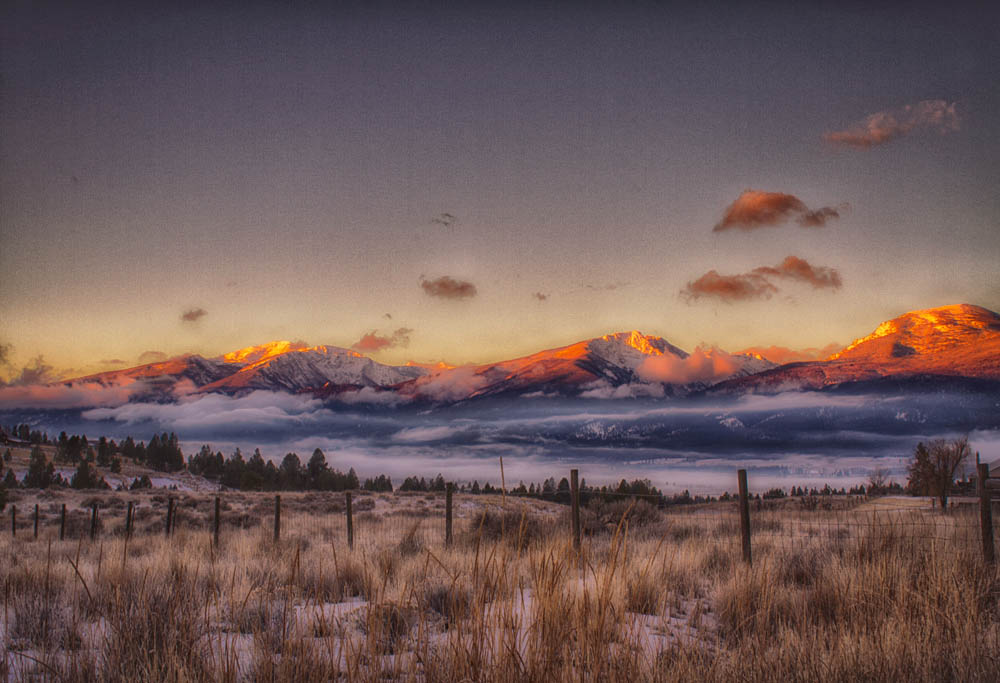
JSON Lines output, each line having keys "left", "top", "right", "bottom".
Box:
{"left": 4, "top": 465, "right": 998, "bottom": 568}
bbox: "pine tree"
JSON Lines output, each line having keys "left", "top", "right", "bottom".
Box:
{"left": 24, "top": 445, "right": 56, "bottom": 489}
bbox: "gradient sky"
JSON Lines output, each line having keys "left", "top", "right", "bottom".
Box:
{"left": 2, "top": 1, "right": 999, "bottom": 378}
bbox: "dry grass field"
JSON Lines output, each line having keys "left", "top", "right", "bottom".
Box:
{"left": 1, "top": 487, "right": 998, "bottom": 682}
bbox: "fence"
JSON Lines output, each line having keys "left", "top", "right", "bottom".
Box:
{"left": 4, "top": 467, "right": 997, "bottom": 566}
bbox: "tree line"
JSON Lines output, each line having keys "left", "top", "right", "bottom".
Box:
{"left": 0, "top": 428, "right": 980, "bottom": 508}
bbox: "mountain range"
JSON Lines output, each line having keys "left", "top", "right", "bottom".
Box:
{"left": 65, "top": 304, "right": 1000, "bottom": 405}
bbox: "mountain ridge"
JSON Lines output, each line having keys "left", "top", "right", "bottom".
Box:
{"left": 58, "top": 303, "right": 1000, "bottom": 403}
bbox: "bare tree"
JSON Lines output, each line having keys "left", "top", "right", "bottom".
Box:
{"left": 907, "top": 436, "right": 971, "bottom": 511}
{"left": 867, "top": 467, "right": 890, "bottom": 496}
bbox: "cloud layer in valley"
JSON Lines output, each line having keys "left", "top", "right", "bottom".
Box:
{"left": 682, "top": 256, "right": 842, "bottom": 303}
{"left": 824, "top": 100, "right": 959, "bottom": 149}
{"left": 420, "top": 276, "right": 477, "bottom": 299}
{"left": 714, "top": 191, "right": 846, "bottom": 232}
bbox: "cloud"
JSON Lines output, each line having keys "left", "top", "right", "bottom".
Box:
{"left": 411, "top": 366, "right": 488, "bottom": 401}
{"left": 579, "top": 381, "right": 666, "bottom": 399}
{"left": 752, "top": 256, "right": 842, "bottom": 289}
{"left": 420, "top": 276, "right": 478, "bottom": 300}
{"left": 585, "top": 281, "right": 631, "bottom": 291}
{"left": 533, "top": 292, "right": 548, "bottom": 301}
{"left": 336, "top": 386, "right": 412, "bottom": 407}
{"left": 138, "top": 351, "right": 169, "bottom": 364}
{"left": 3, "top": 355, "right": 59, "bottom": 386}
{"left": 430, "top": 212, "right": 457, "bottom": 228}
{"left": 351, "top": 327, "right": 413, "bottom": 353}
{"left": 0, "top": 378, "right": 142, "bottom": 409}
{"left": 682, "top": 256, "right": 842, "bottom": 303}
{"left": 100, "top": 359, "right": 127, "bottom": 366}
{"left": 383, "top": 313, "right": 392, "bottom": 320}
{"left": 713, "top": 190, "right": 844, "bottom": 232}
{"left": 681, "top": 270, "right": 778, "bottom": 302}
{"left": 824, "top": 100, "right": 960, "bottom": 148}
{"left": 181, "top": 308, "right": 207, "bottom": 323}
{"left": 635, "top": 347, "right": 745, "bottom": 385}
{"left": 736, "top": 343, "right": 842, "bottom": 365}
{"left": 796, "top": 205, "right": 847, "bottom": 228}
{"left": 83, "top": 390, "right": 333, "bottom": 431}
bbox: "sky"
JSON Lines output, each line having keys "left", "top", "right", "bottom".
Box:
{"left": 2, "top": 1, "right": 999, "bottom": 379}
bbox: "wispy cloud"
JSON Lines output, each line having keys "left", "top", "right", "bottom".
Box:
{"left": 351, "top": 327, "right": 413, "bottom": 353}
{"left": 2, "top": 355, "right": 59, "bottom": 386}
{"left": 138, "top": 351, "right": 169, "bottom": 364}
{"left": 713, "top": 190, "right": 845, "bottom": 232}
{"left": 824, "top": 100, "right": 959, "bottom": 149}
{"left": 584, "top": 281, "right": 631, "bottom": 291}
{"left": 181, "top": 307, "right": 207, "bottom": 323}
{"left": 736, "top": 343, "right": 842, "bottom": 365}
{"left": 682, "top": 256, "right": 842, "bottom": 303}
{"left": 430, "top": 212, "right": 457, "bottom": 228}
{"left": 420, "top": 276, "right": 478, "bottom": 300}
{"left": 0, "top": 378, "right": 142, "bottom": 409}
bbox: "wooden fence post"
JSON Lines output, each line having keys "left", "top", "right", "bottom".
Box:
{"left": 90, "top": 503, "right": 98, "bottom": 541}
{"left": 979, "top": 463, "right": 995, "bottom": 565}
{"left": 273, "top": 495, "right": 281, "bottom": 543}
{"left": 59, "top": 504, "right": 66, "bottom": 540}
{"left": 738, "top": 469, "right": 752, "bottom": 566}
{"left": 165, "top": 497, "right": 174, "bottom": 537}
{"left": 214, "top": 496, "right": 221, "bottom": 547}
{"left": 34, "top": 504, "right": 39, "bottom": 539}
{"left": 570, "top": 469, "right": 581, "bottom": 552}
{"left": 126, "top": 502, "right": 134, "bottom": 537}
{"left": 11, "top": 505, "right": 15, "bottom": 537}
{"left": 346, "top": 492, "right": 354, "bottom": 550}
{"left": 445, "top": 483, "right": 454, "bottom": 548}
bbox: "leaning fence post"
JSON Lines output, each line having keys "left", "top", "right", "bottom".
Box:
{"left": 90, "top": 503, "right": 98, "bottom": 541}
{"left": 570, "top": 469, "right": 581, "bottom": 552}
{"left": 346, "top": 492, "right": 354, "bottom": 550}
{"left": 214, "top": 496, "right": 221, "bottom": 547}
{"left": 273, "top": 495, "right": 281, "bottom": 543}
{"left": 445, "top": 483, "right": 454, "bottom": 548}
{"left": 34, "top": 504, "right": 39, "bottom": 539}
{"left": 59, "top": 504, "right": 66, "bottom": 540}
{"left": 165, "top": 497, "right": 174, "bottom": 537}
{"left": 979, "top": 463, "right": 995, "bottom": 565}
{"left": 738, "top": 469, "right": 752, "bottom": 566}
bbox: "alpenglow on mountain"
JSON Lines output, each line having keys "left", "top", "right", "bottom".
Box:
{"left": 61, "top": 304, "right": 1000, "bottom": 405}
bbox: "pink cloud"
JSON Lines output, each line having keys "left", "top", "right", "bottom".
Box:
{"left": 824, "top": 100, "right": 959, "bottom": 149}
{"left": 681, "top": 270, "right": 778, "bottom": 302}
{"left": 682, "top": 256, "right": 842, "bottom": 303}
{"left": 714, "top": 190, "right": 845, "bottom": 232}
{"left": 351, "top": 327, "right": 413, "bottom": 353}
{"left": 636, "top": 348, "right": 745, "bottom": 385}
{"left": 752, "top": 256, "right": 842, "bottom": 289}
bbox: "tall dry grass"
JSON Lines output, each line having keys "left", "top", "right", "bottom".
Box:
{"left": 0, "top": 492, "right": 997, "bottom": 681}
